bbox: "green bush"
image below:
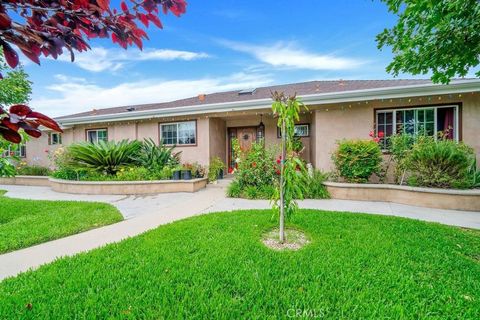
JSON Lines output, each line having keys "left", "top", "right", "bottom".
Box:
{"left": 332, "top": 140, "right": 383, "bottom": 183}
{"left": 303, "top": 170, "right": 330, "bottom": 199}
{"left": 68, "top": 140, "right": 141, "bottom": 175}
{"left": 50, "top": 167, "right": 91, "bottom": 181}
{"left": 16, "top": 165, "right": 51, "bottom": 176}
{"left": 406, "top": 138, "right": 476, "bottom": 189}
{"left": 226, "top": 180, "right": 242, "bottom": 198}
{"left": 388, "top": 134, "right": 416, "bottom": 183}
{"left": 234, "top": 142, "right": 278, "bottom": 188}
{"left": 133, "top": 138, "right": 180, "bottom": 172}
{"left": 208, "top": 157, "right": 225, "bottom": 182}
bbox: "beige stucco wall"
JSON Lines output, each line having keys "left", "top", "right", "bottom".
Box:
{"left": 24, "top": 92, "right": 479, "bottom": 171}
{"left": 312, "top": 93, "right": 480, "bottom": 171}
{"left": 209, "top": 118, "right": 227, "bottom": 164}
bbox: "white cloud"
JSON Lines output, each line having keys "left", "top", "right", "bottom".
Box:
{"left": 221, "top": 40, "right": 365, "bottom": 70}
{"left": 30, "top": 72, "right": 273, "bottom": 117}
{"left": 52, "top": 47, "right": 210, "bottom": 72}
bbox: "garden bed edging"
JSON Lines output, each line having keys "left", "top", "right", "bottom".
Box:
{"left": 49, "top": 178, "right": 208, "bottom": 195}
{"left": 0, "top": 176, "right": 208, "bottom": 195}
{"left": 324, "top": 181, "right": 480, "bottom": 211}
{"left": 0, "top": 175, "right": 50, "bottom": 187}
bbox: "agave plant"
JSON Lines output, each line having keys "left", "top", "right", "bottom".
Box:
{"left": 133, "top": 138, "right": 181, "bottom": 171}
{"left": 68, "top": 140, "right": 141, "bottom": 175}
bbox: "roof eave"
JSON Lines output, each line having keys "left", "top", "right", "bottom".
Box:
{"left": 57, "top": 80, "right": 480, "bottom": 126}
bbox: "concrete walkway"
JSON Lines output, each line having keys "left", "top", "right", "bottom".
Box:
{"left": 1, "top": 182, "right": 479, "bottom": 281}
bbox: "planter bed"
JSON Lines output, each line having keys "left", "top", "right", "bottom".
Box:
{"left": 48, "top": 177, "right": 208, "bottom": 195}
{"left": 324, "top": 181, "right": 480, "bottom": 211}
{"left": 0, "top": 175, "right": 50, "bottom": 187}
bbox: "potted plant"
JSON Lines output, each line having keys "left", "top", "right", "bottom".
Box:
{"left": 208, "top": 157, "right": 225, "bottom": 183}
{"left": 172, "top": 165, "right": 182, "bottom": 180}
{"left": 181, "top": 163, "right": 193, "bottom": 180}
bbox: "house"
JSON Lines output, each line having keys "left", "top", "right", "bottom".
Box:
{"left": 25, "top": 79, "right": 480, "bottom": 171}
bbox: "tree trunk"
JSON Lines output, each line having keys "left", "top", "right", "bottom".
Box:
{"left": 279, "top": 119, "right": 286, "bottom": 243}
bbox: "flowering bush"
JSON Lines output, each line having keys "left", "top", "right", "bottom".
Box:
{"left": 232, "top": 140, "right": 278, "bottom": 189}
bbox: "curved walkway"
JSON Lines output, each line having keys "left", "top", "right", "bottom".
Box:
{"left": 0, "top": 183, "right": 479, "bottom": 281}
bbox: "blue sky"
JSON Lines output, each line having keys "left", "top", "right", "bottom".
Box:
{"left": 19, "top": 1, "right": 441, "bottom": 116}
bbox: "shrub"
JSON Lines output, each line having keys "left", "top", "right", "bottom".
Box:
{"left": 406, "top": 138, "right": 476, "bottom": 189}
{"left": 115, "top": 167, "right": 151, "bottom": 181}
{"left": 50, "top": 167, "right": 91, "bottom": 181}
{"left": 226, "top": 180, "right": 242, "bottom": 198}
{"left": 332, "top": 140, "right": 383, "bottom": 183}
{"left": 304, "top": 170, "right": 330, "bottom": 199}
{"left": 133, "top": 138, "right": 180, "bottom": 172}
{"left": 16, "top": 165, "right": 51, "bottom": 176}
{"left": 233, "top": 141, "right": 278, "bottom": 188}
{"left": 68, "top": 140, "right": 141, "bottom": 175}
{"left": 208, "top": 157, "right": 225, "bottom": 182}
{"left": 388, "top": 134, "right": 416, "bottom": 183}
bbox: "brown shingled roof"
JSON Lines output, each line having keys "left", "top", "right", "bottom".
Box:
{"left": 55, "top": 79, "right": 439, "bottom": 120}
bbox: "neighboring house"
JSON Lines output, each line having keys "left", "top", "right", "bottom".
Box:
{"left": 25, "top": 79, "right": 480, "bottom": 171}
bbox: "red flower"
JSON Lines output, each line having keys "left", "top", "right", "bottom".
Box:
{"left": 9, "top": 151, "right": 14, "bottom": 156}
{"left": 373, "top": 137, "right": 381, "bottom": 143}
{"left": 252, "top": 162, "right": 257, "bottom": 168}
{"left": 276, "top": 159, "right": 281, "bottom": 164}
{"left": 44, "top": 149, "right": 49, "bottom": 153}
{"left": 378, "top": 131, "right": 385, "bottom": 138}
{"left": 275, "top": 169, "right": 281, "bottom": 175}
{"left": 228, "top": 168, "right": 233, "bottom": 174}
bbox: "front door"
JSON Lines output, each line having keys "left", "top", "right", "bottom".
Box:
{"left": 228, "top": 127, "right": 257, "bottom": 170}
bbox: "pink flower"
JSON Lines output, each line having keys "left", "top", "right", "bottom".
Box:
{"left": 373, "top": 137, "right": 381, "bottom": 143}
{"left": 378, "top": 131, "right": 385, "bottom": 138}
{"left": 369, "top": 130, "right": 374, "bottom": 137}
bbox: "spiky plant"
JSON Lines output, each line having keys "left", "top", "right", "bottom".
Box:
{"left": 133, "top": 138, "right": 181, "bottom": 172}
{"left": 68, "top": 140, "right": 141, "bottom": 175}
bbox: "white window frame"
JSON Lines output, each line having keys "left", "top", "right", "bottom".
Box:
{"left": 3, "top": 144, "right": 26, "bottom": 158}
{"left": 49, "top": 132, "right": 62, "bottom": 145}
{"left": 86, "top": 129, "right": 108, "bottom": 143}
{"left": 159, "top": 121, "right": 197, "bottom": 146}
{"left": 277, "top": 124, "right": 310, "bottom": 138}
{"left": 375, "top": 105, "right": 459, "bottom": 149}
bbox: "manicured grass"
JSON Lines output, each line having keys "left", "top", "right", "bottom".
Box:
{"left": 0, "top": 191, "right": 123, "bottom": 254}
{"left": 0, "top": 210, "right": 479, "bottom": 319}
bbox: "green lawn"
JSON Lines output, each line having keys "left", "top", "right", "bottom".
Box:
{"left": 0, "top": 191, "right": 123, "bottom": 254}
{"left": 1, "top": 209, "right": 479, "bottom": 319}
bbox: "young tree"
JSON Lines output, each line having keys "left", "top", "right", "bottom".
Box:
{"left": 0, "top": 0, "right": 187, "bottom": 143}
{"left": 271, "top": 92, "right": 308, "bottom": 243}
{"left": 377, "top": 0, "right": 480, "bottom": 84}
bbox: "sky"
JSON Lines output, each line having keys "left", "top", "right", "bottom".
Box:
{"left": 16, "top": 0, "right": 466, "bottom": 117}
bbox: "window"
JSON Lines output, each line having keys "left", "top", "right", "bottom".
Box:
{"left": 48, "top": 132, "right": 62, "bottom": 145}
{"left": 277, "top": 124, "right": 310, "bottom": 138}
{"left": 160, "top": 121, "right": 196, "bottom": 145}
{"left": 86, "top": 129, "right": 108, "bottom": 143}
{"left": 3, "top": 144, "right": 26, "bottom": 158}
{"left": 376, "top": 105, "right": 458, "bottom": 149}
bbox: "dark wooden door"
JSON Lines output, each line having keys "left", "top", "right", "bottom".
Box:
{"left": 237, "top": 127, "right": 256, "bottom": 152}
{"left": 228, "top": 127, "right": 257, "bottom": 170}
